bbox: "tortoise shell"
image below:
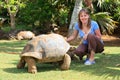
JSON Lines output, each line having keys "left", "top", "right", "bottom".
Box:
{"left": 20, "top": 33, "right": 70, "bottom": 62}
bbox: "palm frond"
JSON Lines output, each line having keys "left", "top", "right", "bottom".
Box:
{"left": 97, "top": 0, "right": 105, "bottom": 7}
{"left": 91, "top": 12, "right": 118, "bottom": 34}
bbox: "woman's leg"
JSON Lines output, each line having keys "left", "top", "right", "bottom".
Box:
{"left": 74, "top": 44, "right": 88, "bottom": 60}
{"left": 87, "top": 34, "right": 104, "bottom": 62}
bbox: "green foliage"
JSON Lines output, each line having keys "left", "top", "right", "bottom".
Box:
{"left": 1, "top": 0, "right": 120, "bottom": 34}
{"left": 1, "top": 0, "right": 74, "bottom": 33}
{"left": 1, "top": 26, "right": 11, "bottom": 32}
{"left": 91, "top": 12, "right": 118, "bottom": 34}
{"left": 57, "top": 7, "right": 68, "bottom": 25}
{"left": 17, "top": 0, "right": 74, "bottom": 27}
{"left": 0, "top": 0, "right": 28, "bottom": 29}
{"left": 17, "top": 0, "right": 55, "bottom": 33}
{"left": 15, "top": 25, "right": 33, "bottom": 31}
{"left": 0, "top": 0, "right": 26, "bottom": 13}
{"left": 91, "top": 0, "right": 120, "bottom": 34}
{"left": 113, "top": 4, "right": 120, "bottom": 21}
{"left": 1, "top": 25, "right": 33, "bottom": 33}
{"left": 94, "top": 0, "right": 120, "bottom": 22}
{"left": 18, "top": 0, "right": 54, "bottom": 25}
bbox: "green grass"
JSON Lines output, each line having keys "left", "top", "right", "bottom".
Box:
{"left": 0, "top": 40, "right": 120, "bottom": 80}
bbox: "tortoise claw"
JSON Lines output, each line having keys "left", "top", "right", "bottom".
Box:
{"left": 28, "top": 69, "right": 37, "bottom": 74}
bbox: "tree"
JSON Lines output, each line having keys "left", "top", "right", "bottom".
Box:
{"left": 68, "top": 0, "right": 82, "bottom": 36}
{"left": 0, "top": 0, "right": 26, "bottom": 29}
{"left": 84, "top": 0, "right": 93, "bottom": 12}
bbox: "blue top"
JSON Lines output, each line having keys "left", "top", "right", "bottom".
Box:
{"left": 74, "top": 20, "right": 102, "bottom": 44}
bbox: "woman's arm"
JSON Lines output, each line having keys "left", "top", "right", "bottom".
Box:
{"left": 95, "top": 29, "right": 102, "bottom": 39}
{"left": 66, "top": 30, "right": 78, "bottom": 42}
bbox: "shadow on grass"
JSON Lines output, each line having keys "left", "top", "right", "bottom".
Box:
{"left": 0, "top": 40, "right": 27, "bottom": 54}
{"left": 3, "top": 53, "right": 120, "bottom": 78}
{"left": 3, "top": 67, "right": 27, "bottom": 74}
{"left": 3, "top": 61, "right": 61, "bottom": 74}
{"left": 70, "top": 53, "right": 120, "bottom": 79}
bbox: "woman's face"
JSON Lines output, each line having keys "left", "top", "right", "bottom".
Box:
{"left": 79, "top": 11, "right": 89, "bottom": 24}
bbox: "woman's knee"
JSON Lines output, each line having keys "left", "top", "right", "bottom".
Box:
{"left": 74, "top": 49, "right": 87, "bottom": 60}
{"left": 75, "top": 49, "right": 84, "bottom": 54}
{"left": 74, "top": 49, "right": 84, "bottom": 55}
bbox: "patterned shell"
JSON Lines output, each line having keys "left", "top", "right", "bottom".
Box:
{"left": 20, "top": 33, "right": 70, "bottom": 62}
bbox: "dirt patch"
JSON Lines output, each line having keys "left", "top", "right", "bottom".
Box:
{"left": 102, "top": 35, "right": 120, "bottom": 47}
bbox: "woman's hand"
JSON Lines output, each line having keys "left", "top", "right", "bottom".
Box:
{"left": 66, "top": 30, "right": 78, "bottom": 42}
{"left": 64, "top": 37, "right": 67, "bottom": 40}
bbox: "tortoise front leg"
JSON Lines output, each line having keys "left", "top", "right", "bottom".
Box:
{"left": 17, "top": 57, "right": 26, "bottom": 69}
{"left": 60, "top": 54, "right": 71, "bottom": 70}
{"left": 25, "top": 57, "right": 37, "bottom": 74}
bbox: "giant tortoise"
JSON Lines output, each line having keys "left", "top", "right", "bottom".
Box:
{"left": 17, "top": 31, "right": 35, "bottom": 40}
{"left": 17, "top": 33, "right": 71, "bottom": 73}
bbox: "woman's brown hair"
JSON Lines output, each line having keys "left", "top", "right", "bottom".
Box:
{"left": 78, "top": 8, "right": 91, "bottom": 29}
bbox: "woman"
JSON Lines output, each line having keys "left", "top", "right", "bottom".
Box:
{"left": 66, "top": 8, "right": 104, "bottom": 65}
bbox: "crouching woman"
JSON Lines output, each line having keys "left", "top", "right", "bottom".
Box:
{"left": 66, "top": 8, "right": 104, "bottom": 65}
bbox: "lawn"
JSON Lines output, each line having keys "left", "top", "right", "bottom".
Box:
{"left": 0, "top": 40, "right": 120, "bottom": 80}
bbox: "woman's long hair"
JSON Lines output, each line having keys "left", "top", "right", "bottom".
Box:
{"left": 78, "top": 8, "right": 91, "bottom": 29}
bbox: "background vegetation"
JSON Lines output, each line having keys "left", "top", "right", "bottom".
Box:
{"left": 0, "top": 0, "right": 120, "bottom": 35}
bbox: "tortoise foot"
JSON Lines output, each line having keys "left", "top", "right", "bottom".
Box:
{"left": 61, "top": 54, "right": 71, "bottom": 70}
{"left": 17, "top": 59, "right": 26, "bottom": 69}
{"left": 28, "top": 68, "right": 37, "bottom": 74}
{"left": 25, "top": 57, "right": 37, "bottom": 74}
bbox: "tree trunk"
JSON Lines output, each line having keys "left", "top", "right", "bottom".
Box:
{"left": 84, "top": 0, "right": 94, "bottom": 12}
{"left": 10, "top": 13, "right": 16, "bottom": 29}
{"left": 68, "top": 0, "right": 82, "bottom": 36}
{"left": 5, "top": 0, "right": 18, "bottom": 29}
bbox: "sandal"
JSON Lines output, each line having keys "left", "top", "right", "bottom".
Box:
{"left": 84, "top": 60, "right": 95, "bottom": 65}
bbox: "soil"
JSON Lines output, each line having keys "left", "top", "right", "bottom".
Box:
{"left": 102, "top": 35, "right": 120, "bottom": 47}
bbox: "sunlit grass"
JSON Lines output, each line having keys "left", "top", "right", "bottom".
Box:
{"left": 0, "top": 40, "right": 27, "bottom": 54}
{"left": 0, "top": 40, "right": 120, "bottom": 80}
